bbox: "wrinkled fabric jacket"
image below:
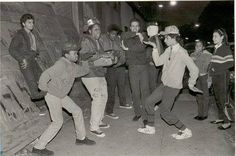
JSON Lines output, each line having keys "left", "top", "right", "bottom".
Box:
{"left": 39, "top": 57, "right": 90, "bottom": 98}
{"left": 79, "top": 34, "right": 107, "bottom": 77}
{"left": 9, "top": 28, "right": 45, "bottom": 63}
{"left": 99, "top": 33, "right": 125, "bottom": 67}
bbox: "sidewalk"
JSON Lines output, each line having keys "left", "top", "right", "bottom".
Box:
{"left": 36, "top": 94, "right": 235, "bottom": 156}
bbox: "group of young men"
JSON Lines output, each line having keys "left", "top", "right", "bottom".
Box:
{"left": 10, "top": 14, "right": 203, "bottom": 155}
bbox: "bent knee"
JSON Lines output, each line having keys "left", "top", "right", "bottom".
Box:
{"left": 72, "top": 107, "right": 83, "bottom": 118}
{"left": 51, "top": 120, "right": 64, "bottom": 128}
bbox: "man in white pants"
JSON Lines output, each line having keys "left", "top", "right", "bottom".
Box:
{"left": 32, "top": 42, "right": 95, "bottom": 156}
{"left": 80, "top": 18, "right": 116, "bottom": 137}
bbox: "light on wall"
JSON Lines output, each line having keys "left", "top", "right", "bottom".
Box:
{"left": 158, "top": 4, "right": 163, "bottom": 8}
{"left": 170, "top": 0, "right": 177, "bottom": 6}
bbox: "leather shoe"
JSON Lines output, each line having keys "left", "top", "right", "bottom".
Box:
{"left": 76, "top": 137, "right": 96, "bottom": 145}
{"left": 32, "top": 147, "right": 54, "bottom": 156}
{"left": 143, "top": 120, "right": 148, "bottom": 126}
{"left": 194, "top": 116, "right": 201, "bottom": 120}
{"left": 201, "top": 116, "right": 208, "bottom": 120}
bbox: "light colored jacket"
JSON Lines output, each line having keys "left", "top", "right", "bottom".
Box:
{"left": 38, "top": 57, "right": 89, "bottom": 98}
{"left": 153, "top": 43, "right": 199, "bottom": 89}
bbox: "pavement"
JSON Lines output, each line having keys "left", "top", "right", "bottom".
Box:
{"left": 30, "top": 93, "right": 235, "bottom": 156}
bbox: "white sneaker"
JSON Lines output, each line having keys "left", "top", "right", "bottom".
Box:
{"left": 99, "top": 123, "right": 110, "bottom": 129}
{"left": 154, "top": 105, "right": 159, "bottom": 111}
{"left": 137, "top": 125, "right": 156, "bottom": 134}
{"left": 105, "top": 113, "right": 119, "bottom": 119}
{"left": 119, "top": 104, "right": 132, "bottom": 109}
{"left": 172, "top": 128, "right": 192, "bottom": 140}
{"left": 171, "top": 130, "right": 182, "bottom": 138}
{"left": 90, "top": 129, "right": 105, "bottom": 137}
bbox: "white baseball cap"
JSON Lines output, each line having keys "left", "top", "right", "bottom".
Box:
{"left": 160, "top": 25, "right": 180, "bottom": 35}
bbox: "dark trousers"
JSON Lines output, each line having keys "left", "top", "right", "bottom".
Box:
{"left": 212, "top": 72, "right": 230, "bottom": 123}
{"left": 20, "top": 58, "right": 45, "bottom": 99}
{"left": 145, "top": 84, "right": 186, "bottom": 130}
{"left": 148, "top": 64, "right": 162, "bottom": 92}
{"left": 128, "top": 65, "right": 150, "bottom": 120}
{"left": 195, "top": 74, "right": 209, "bottom": 117}
{"left": 105, "top": 67, "right": 127, "bottom": 114}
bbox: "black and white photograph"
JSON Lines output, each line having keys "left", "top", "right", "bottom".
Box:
{"left": 0, "top": 1, "right": 235, "bottom": 156}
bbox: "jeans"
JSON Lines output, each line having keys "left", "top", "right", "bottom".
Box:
{"left": 34, "top": 93, "right": 86, "bottom": 149}
{"left": 128, "top": 65, "right": 150, "bottom": 120}
{"left": 195, "top": 74, "right": 209, "bottom": 117}
{"left": 212, "top": 72, "right": 230, "bottom": 123}
{"left": 145, "top": 84, "right": 186, "bottom": 130}
{"left": 81, "top": 77, "right": 108, "bottom": 131}
{"left": 105, "top": 67, "right": 127, "bottom": 114}
{"left": 20, "top": 58, "right": 45, "bottom": 99}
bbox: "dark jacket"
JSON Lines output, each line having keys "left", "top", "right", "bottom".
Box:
{"left": 209, "top": 44, "right": 234, "bottom": 76}
{"left": 122, "top": 32, "right": 148, "bottom": 65}
{"left": 79, "top": 34, "right": 107, "bottom": 77}
{"left": 99, "top": 33, "right": 125, "bottom": 67}
{"left": 9, "top": 28, "right": 42, "bottom": 63}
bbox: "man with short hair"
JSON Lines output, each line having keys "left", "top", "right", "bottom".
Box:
{"left": 121, "top": 18, "right": 150, "bottom": 123}
{"left": 191, "top": 40, "right": 212, "bottom": 120}
{"left": 9, "top": 13, "right": 46, "bottom": 100}
{"left": 138, "top": 25, "right": 199, "bottom": 140}
{"left": 32, "top": 41, "right": 95, "bottom": 156}
{"left": 100, "top": 24, "right": 132, "bottom": 120}
{"left": 80, "top": 18, "right": 116, "bottom": 137}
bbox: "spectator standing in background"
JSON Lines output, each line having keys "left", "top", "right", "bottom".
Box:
{"left": 121, "top": 18, "right": 150, "bottom": 124}
{"left": 9, "top": 13, "right": 46, "bottom": 100}
{"left": 209, "top": 28, "right": 234, "bottom": 130}
{"left": 190, "top": 40, "right": 212, "bottom": 121}
{"left": 100, "top": 24, "right": 132, "bottom": 120}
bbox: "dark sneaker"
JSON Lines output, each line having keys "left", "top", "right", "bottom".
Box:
{"left": 106, "top": 113, "right": 119, "bottom": 119}
{"left": 32, "top": 147, "right": 54, "bottom": 156}
{"left": 99, "top": 123, "right": 110, "bottom": 129}
{"left": 132, "top": 115, "right": 141, "bottom": 121}
{"left": 76, "top": 137, "right": 96, "bottom": 145}
{"left": 143, "top": 120, "right": 148, "bottom": 126}
{"left": 194, "top": 116, "right": 201, "bottom": 120}
{"left": 119, "top": 104, "right": 132, "bottom": 109}
{"left": 90, "top": 130, "right": 105, "bottom": 137}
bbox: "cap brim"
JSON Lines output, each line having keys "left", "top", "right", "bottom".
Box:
{"left": 84, "top": 23, "right": 100, "bottom": 32}
{"left": 159, "top": 31, "right": 167, "bottom": 35}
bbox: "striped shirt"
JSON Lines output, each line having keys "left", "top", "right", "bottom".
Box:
{"left": 209, "top": 44, "right": 234, "bottom": 75}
